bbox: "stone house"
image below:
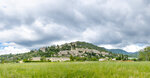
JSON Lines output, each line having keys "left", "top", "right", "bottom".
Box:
{"left": 19, "top": 60, "right": 24, "bottom": 63}
{"left": 99, "top": 58, "right": 106, "bottom": 61}
{"left": 31, "top": 57, "right": 70, "bottom": 62}
{"left": 99, "top": 58, "right": 108, "bottom": 61}
{"left": 31, "top": 57, "right": 41, "bottom": 61}
{"left": 101, "top": 52, "right": 109, "bottom": 56}
{"left": 112, "top": 58, "right": 116, "bottom": 61}
{"left": 46, "top": 57, "right": 70, "bottom": 62}
{"left": 40, "top": 47, "right": 46, "bottom": 52}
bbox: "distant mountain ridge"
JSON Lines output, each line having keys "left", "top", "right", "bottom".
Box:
{"left": 107, "top": 49, "right": 139, "bottom": 57}
{"left": 107, "top": 49, "right": 129, "bottom": 54}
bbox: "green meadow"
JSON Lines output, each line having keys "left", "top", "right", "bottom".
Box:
{"left": 0, "top": 62, "right": 150, "bottom": 78}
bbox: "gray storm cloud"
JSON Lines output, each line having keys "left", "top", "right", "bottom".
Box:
{"left": 0, "top": 0, "right": 150, "bottom": 50}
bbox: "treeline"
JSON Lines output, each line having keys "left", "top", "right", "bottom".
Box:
{"left": 116, "top": 54, "right": 128, "bottom": 60}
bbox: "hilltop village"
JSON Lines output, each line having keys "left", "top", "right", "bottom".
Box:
{"left": 0, "top": 41, "right": 130, "bottom": 63}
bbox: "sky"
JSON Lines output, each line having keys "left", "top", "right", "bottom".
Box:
{"left": 0, "top": 0, "right": 150, "bottom": 54}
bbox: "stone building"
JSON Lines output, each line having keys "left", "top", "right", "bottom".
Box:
{"left": 46, "top": 57, "right": 70, "bottom": 62}
{"left": 31, "top": 57, "right": 41, "bottom": 61}
{"left": 31, "top": 57, "right": 70, "bottom": 62}
{"left": 40, "top": 47, "right": 46, "bottom": 52}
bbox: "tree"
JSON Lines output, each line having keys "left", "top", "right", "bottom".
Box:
{"left": 91, "top": 57, "right": 98, "bottom": 61}
{"left": 40, "top": 56, "right": 46, "bottom": 62}
{"left": 70, "top": 55, "right": 74, "bottom": 61}
{"left": 116, "top": 56, "right": 121, "bottom": 60}
{"left": 139, "top": 47, "right": 150, "bottom": 61}
{"left": 0, "top": 57, "right": 6, "bottom": 63}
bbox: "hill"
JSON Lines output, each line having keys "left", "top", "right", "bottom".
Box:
{"left": 107, "top": 49, "right": 139, "bottom": 57}
{"left": 107, "top": 49, "right": 129, "bottom": 55}
{"left": 0, "top": 41, "right": 128, "bottom": 63}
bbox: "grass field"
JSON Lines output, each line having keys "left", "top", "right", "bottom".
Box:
{"left": 0, "top": 62, "right": 150, "bottom": 78}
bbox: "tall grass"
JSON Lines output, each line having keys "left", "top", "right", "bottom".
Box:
{"left": 0, "top": 62, "right": 150, "bottom": 78}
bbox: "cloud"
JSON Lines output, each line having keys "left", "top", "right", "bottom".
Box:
{"left": 0, "top": 46, "right": 30, "bottom": 55}
{"left": 99, "top": 44, "right": 116, "bottom": 49}
{"left": 0, "top": 42, "right": 30, "bottom": 55}
{"left": 0, "top": 0, "right": 150, "bottom": 53}
{"left": 122, "top": 44, "right": 147, "bottom": 52}
{"left": 99, "top": 44, "right": 147, "bottom": 52}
